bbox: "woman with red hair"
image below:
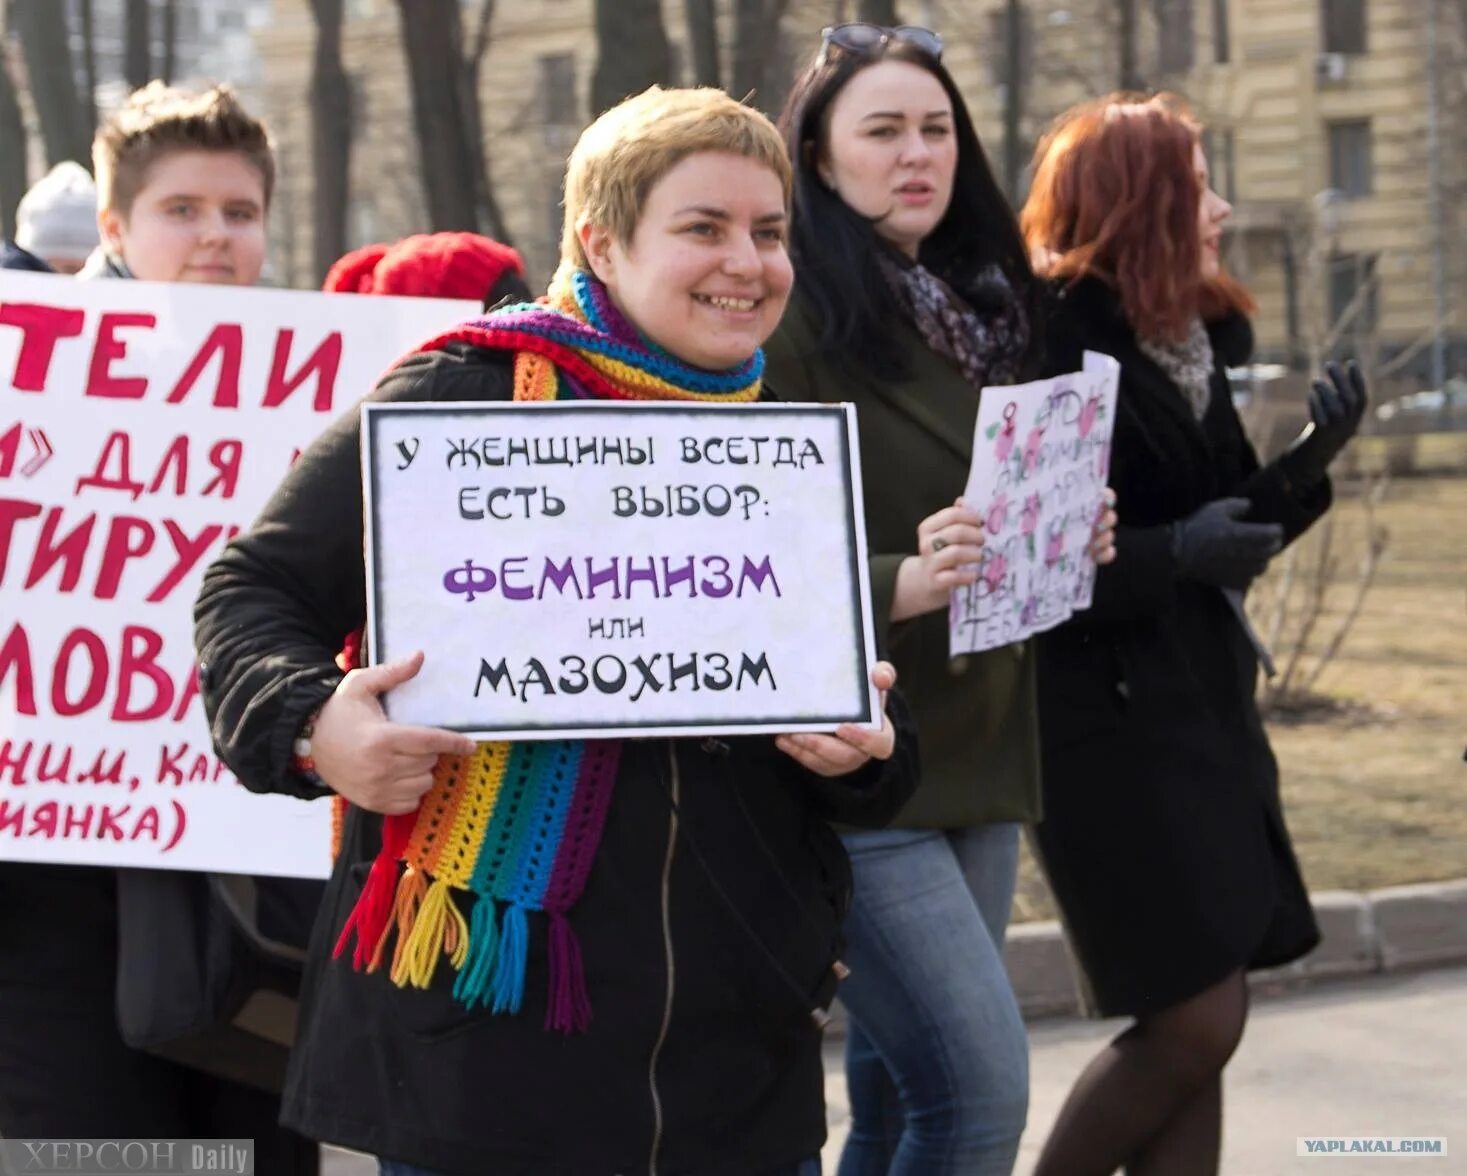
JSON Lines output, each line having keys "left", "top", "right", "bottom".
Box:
{"left": 1020, "top": 94, "right": 1366, "bottom": 1174}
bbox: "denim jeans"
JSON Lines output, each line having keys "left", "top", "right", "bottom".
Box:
{"left": 378, "top": 1157, "right": 821, "bottom": 1175}
{"left": 835, "top": 824, "right": 1028, "bottom": 1176}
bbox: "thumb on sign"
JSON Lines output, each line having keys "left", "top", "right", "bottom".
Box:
{"left": 311, "top": 650, "right": 478, "bottom": 815}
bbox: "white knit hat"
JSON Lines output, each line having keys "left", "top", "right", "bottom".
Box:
{"left": 15, "top": 162, "right": 101, "bottom": 262}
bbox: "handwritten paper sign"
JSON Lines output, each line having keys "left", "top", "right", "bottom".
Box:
{"left": 950, "top": 351, "right": 1120, "bottom": 655}
{"left": 0, "top": 271, "right": 478, "bottom": 875}
{"left": 363, "top": 402, "right": 880, "bottom": 740}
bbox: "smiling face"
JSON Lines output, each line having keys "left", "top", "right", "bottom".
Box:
{"left": 817, "top": 59, "right": 958, "bottom": 257}
{"left": 580, "top": 151, "right": 792, "bottom": 371}
{"left": 99, "top": 148, "right": 267, "bottom": 285}
{"left": 1194, "top": 140, "right": 1232, "bottom": 279}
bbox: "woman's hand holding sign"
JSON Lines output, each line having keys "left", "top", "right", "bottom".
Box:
{"left": 892, "top": 499, "right": 986, "bottom": 622}
{"left": 311, "top": 650, "right": 477, "bottom": 814}
{"left": 776, "top": 662, "right": 898, "bottom": 777}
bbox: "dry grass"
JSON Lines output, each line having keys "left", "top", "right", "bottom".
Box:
{"left": 1013, "top": 472, "right": 1467, "bottom": 924}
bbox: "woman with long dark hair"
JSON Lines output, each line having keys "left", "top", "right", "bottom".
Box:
{"left": 1021, "top": 93, "right": 1365, "bottom": 1175}
{"left": 765, "top": 25, "right": 1114, "bottom": 1175}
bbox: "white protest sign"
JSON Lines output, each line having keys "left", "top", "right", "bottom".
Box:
{"left": 0, "top": 271, "right": 478, "bottom": 876}
{"left": 363, "top": 401, "right": 880, "bottom": 739}
{"left": 950, "top": 351, "right": 1121, "bottom": 655}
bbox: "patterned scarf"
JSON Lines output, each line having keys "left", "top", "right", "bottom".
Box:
{"left": 333, "top": 269, "right": 763, "bottom": 1033}
{"left": 1138, "top": 317, "right": 1215, "bottom": 420}
{"left": 879, "top": 252, "right": 1029, "bottom": 391}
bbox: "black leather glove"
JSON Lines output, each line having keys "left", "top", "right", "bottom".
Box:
{"left": 1280, "top": 360, "right": 1369, "bottom": 489}
{"left": 1170, "top": 497, "right": 1284, "bottom": 589}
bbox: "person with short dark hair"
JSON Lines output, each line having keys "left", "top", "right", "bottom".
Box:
{"left": 1021, "top": 92, "right": 1366, "bottom": 1176}
{"left": 0, "top": 81, "right": 319, "bottom": 1176}
{"left": 81, "top": 81, "right": 271, "bottom": 283}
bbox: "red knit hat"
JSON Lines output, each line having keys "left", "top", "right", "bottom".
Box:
{"left": 322, "top": 232, "right": 528, "bottom": 307}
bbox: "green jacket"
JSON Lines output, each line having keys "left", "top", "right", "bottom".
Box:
{"left": 763, "top": 292, "right": 1041, "bottom": 827}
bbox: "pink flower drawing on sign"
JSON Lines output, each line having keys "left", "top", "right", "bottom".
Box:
{"left": 1078, "top": 395, "right": 1101, "bottom": 438}
{"left": 1020, "top": 595, "right": 1039, "bottom": 626}
{"left": 1023, "top": 426, "right": 1044, "bottom": 475}
{"left": 1020, "top": 493, "right": 1042, "bottom": 536}
{"left": 1096, "top": 441, "right": 1112, "bottom": 481}
{"left": 1044, "top": 528, "right": 1065, "bottom": 569}
{"left": 982, "top": 551, "right": 1008, "bottom": 594}
{"left": 992, "top": 404, "right": 1018, "bottom": 462}
{"left": 986, "top": 492, "right": 1010, "bottom": 535}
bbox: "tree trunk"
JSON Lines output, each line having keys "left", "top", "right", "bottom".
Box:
{"left": 308, "top": 0, "right": 352, "bottom": 285}
{"left": 160, "top": 0, "right": 177, "bottom": 84}
{"left": 460, "top": 0, "right": 513, "bottom": 245}
{"left": 731, "top": 0, "right": 789, "bottom": 114}
{"left": 0, "top": 40, "right": 29, "bottom": 237}
{"left": 855, "top": 0, "right": 897, "bottom": 23}
{"left": 124, "top": 0, "right": 150, "bottom": 89}
{"left": 684, "top": 0, "right": 721, "bottom": 87}
{"left": 12, "top": 0, "right": 93, "bottom": 166}
{"left": 79, "top": 0, "right": 98, "bottom": 135}
{"left": 1001, "top": 0, "right": 1025, "bottom": 201}
{"left": 1117, "top": 0, "right": 1142, "bottom": 89}
{"left": 590, "top": 0, "right": 670, "bottom": 117}
{"left": 395, "top": 0, "right": 479, "bottom": 231}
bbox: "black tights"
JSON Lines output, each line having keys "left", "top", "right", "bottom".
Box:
{"left": 1033, "top": 969, "right": 1248, "bottom": 1176}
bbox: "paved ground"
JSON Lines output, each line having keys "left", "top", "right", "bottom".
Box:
{"left": 824, "top": 966, "right": 1467, "bottom": 1174}
{"left": 327, "top": 966, "right": 1467, "bottom": 1174}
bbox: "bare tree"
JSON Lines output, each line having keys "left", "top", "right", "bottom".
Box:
{"left": 459, "top": 0, "right": 512, "bottom": 244}
{"left": 591, "top": 0, "right": 671, "bottom": 116}
{"left": 12, "top": 0, "right": 92, "bottom": 166}
{"left": 0, "top": 27, "right": 29, "bottom": 237}
{"left": 731, "top": 0, "right": 791, "bottom": 113}
{"left": 1117, "top": 0, "right": 1143, "bottom": 89}
{"left": 396, "top": 0, "right": 480, "bottom": 231}
{"left": 1000, "top": 0, "right": 1027, "bottom": 201}
{"left": 856, "top": 0, "right": 897, "bottom": 23}
{"left": 79, "top": 0, "right": 98, "bottom": 134}
{"left": 160, "top": 0, "right": 177, "bottom": 84}
{"left": 124, "top": 0, "right": 150, "bottom": 89}
{"left": 308, "top": 0, "right": 351, "bottom": 284}
{"left": 685, "top": 0, "right": 721, "bottom": 87}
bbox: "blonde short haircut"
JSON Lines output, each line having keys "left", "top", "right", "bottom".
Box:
{"left": 558, "top": 86, "right": 791, "bottom": 280}
{"left": 93, "top": 82, "right": 275, "bottom": 217}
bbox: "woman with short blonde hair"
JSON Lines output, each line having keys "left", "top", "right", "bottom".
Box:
{"left": 195, "top": 86, "right": 914, "bottom": 1176}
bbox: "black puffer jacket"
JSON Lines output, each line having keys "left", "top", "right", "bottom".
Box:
{"left": 193, "top": 343, "right": 917, "bottom": 1176}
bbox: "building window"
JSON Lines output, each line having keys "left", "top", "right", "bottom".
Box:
{"left": 538, "top": 53, "right": 577, "bottom": 129}
{"left": 1322, "top": 0, "right": 1367, "bottom": 54}
{"left": 1212, "top": 0, "right": 1230, "bottom": 63}
{"left": 1327, "top": 119, "right": 1372, "bottom": 198}
{"left": 1155, "top": 0, "right": 1195, "bottom": 74}
{"left": 1328, "top": 253, "right": 1378, "bottom": 336}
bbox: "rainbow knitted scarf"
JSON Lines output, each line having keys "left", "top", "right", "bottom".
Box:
{"left": 332, "top": 269, "right": 763, "bottom": 1033}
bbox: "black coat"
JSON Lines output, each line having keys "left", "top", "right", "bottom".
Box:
{"left": 1033, "top": 277, "right": 1324, "bottom": 1017}
{"left": 193, "top": 343, "right": 918, "bottom": 1176}
{"left": 0, "top": 240, "right": 53, "bottom": 271}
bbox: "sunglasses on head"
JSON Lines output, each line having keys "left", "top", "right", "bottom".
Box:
{"left": 818, "top": 22, "right": 945, "bottom": 65}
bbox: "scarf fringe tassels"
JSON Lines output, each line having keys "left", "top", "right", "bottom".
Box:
{"left": 330, "top": 268, "right": 760, "bottom": 1034}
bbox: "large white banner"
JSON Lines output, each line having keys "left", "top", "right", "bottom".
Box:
{"left": 364, "top": 401, "right": 881, "bottom": 739}
{"left": 0, "top": 271, "right": 477, "bottom": 877}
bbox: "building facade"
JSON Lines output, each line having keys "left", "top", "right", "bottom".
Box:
{"left": 254, "top": 0, "right": 1463, "bottom": 384}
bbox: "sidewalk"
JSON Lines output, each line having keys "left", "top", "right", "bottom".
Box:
{"left": 326, "top": 965, "right": 1466, "bottom": 1174}
{"left": 822, "top": 965, "right": 1467, "bottom": 1174}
